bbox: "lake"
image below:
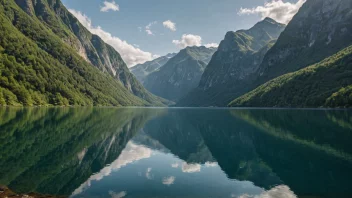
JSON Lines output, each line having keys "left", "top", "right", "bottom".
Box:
{"left": 0, "top": 107, "right": 351, "bottom": 198}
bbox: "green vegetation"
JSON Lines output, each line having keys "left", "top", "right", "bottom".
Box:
{"left": 326, "top": 85, "right": 352, "bottom": 107}
{"left": 229, "top": 45, "right": 352, "bottom": 108}
{"left": 0, "top": 0, "right": 167, "bottom": 106}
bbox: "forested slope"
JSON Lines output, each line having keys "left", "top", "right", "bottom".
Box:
{"left": 229, "top": 45, "right": 352, "bottom": 108}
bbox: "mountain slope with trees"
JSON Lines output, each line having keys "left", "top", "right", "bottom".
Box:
{"left": 0, "top": 0, "right": 168, "bottom": 106}
{"left": 229, "top": 45, "right": 352, "bottom": 108}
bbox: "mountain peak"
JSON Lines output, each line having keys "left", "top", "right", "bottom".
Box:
{"left": 251, "top": 17, "right": 286, "bottom": 31}
{"left": 263, "top": 17, "right": 279, "bottom": 24}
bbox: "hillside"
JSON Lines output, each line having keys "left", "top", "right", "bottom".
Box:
{"left": 130, "top": 53, "right": 177, "bottom": 83}
{"left": 0, "top": 0, "right": 167, "bottom": 106}
{"left": 144, "top": 46, "right": 217, "bottom": 101}
{"left": 229, "top": 45, "right": 352, "bottom": 108}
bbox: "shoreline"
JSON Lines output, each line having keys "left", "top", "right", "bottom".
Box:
{"left": 0, "top": 186, "right": 65, "bottom": 198}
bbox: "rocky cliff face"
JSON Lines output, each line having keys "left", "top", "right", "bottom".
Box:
{"left": 13, "top": 0, "right": 168, "bottom": 106}
{"left": 257, "top": 0, "right": 352, "bottom": 82}
{"left": 130, "top": 53, "right": 177, "bottom": 83}
{"left": 144, "top": 46, "right": 217, "bottom": 102}
{"left": 177, "top": 18, "right": 285, "bottom": 107}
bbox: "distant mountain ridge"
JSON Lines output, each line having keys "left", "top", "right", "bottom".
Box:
{"left": 130, "top": 53, "right": 177, "bottom": 83}
{"left": 177, "top": 18, "right": 286, "bottom": 107}
{"left": 143, "top": 46, "right": 217, "bottom": 102}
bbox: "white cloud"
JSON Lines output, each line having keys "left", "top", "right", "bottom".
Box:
{"left": 145, "top": 21, "right": 157, "bottom": 35}
{"left": 181, "top": 163, "right": 201, "bottom": 173}
{"left": 146, "top": 29, "right": 153, "bottom": 35}
{"left": 238, "top": 0, "right": 306, "bottom": 24}
{"left": 204, "top": 162, "right": 218, "bottom": 167}
{"left": 101, "top": 1, "right": 119, "bottom": 12}
{"left": 235, "top": 185, "right": 297, "bottom": 198}
{"left": 173, "top": 34, "right": 202, "bottom": 48}
{"left": 163, "top": 20, "right": 176, "bottom": 31}
{"left": 204, "top": 43, "right": 219, "bottom": 48}
{"left": 173, "top": 34, "right": 218, "bottom": 49}
{"left": 162, "top": 176, "right": 175, "bottom": 185}
{"left": 68, "top": 9, "right": 156, "bottom": 66}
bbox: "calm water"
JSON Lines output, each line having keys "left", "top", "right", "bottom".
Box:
{"left": 0, "top": 108, "right": 352, "bottom": 198}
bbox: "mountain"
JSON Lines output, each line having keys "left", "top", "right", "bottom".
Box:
{"left": 176, "top": 18, "right": 286, "bottom": 107}
{"left": 143, "top": 46, "right": 217, "bottom": 101}
{"left": 130, "top": 53, "right": 177, "bottom": 83}
{"left": 229, "top": 45, "right": 352, "bottom": 108}
{"left": 256, "top": 0, "right": 352, "bottom": 82}
{"left": 0, "top": 0, "right": 168, "bottom": 106}
{"left": 229, "top": 0, "right": 352, "bottom": 108}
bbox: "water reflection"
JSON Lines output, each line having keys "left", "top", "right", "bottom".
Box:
{"left": 0, "top": 108, "right": 351, "bottom": 198}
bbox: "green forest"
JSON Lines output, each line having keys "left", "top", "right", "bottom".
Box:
{"left": 0, "top": 0, "right": 159, "bottom": 106}
{"left": 229, "top": 45, "right": 352, "bottom": 108}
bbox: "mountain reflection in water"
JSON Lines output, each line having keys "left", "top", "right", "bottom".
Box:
{"left": 0, "top": 108, "right": 351, "bottom": 198}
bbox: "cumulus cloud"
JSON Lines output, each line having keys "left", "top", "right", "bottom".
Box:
{"left": 145, "top": 21, "right": 157, "bottom": 35}
{"left": 173, "top": 34, "right": 202, "bottom": 48}
{"left": 163, "top": 20, "right": 176, "bottom": 31}
{"left": 173, "top": 34, "right": 218, "bottom": 49}
{"left": 181, "top": 163, "right": 201, "bottom": 173}
{"left": 238, "top": 0, "right": 306, "bottom": 24}
{"left": 68, "top": 9, "right": 156, "bottom": 67}
{"left": 235, "top": 185, "right": 297, "bottom": 198}
{"left": 204, "top": 162, "right": 218, "bottom": 167}
{"left": 162, "top": 176, "right": 176, "bottom": 185}
{"left": 101, "top": 1, "right": 119, "bottom": 12}
{"left": 204, "top": 43, "right": 219, "bottom": 48}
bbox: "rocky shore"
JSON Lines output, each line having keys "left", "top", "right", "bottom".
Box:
{"left": 0, "top": 186, "right": 65, "bottom": 198}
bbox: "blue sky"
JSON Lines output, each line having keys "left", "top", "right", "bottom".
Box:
{"left": 62, "top": 0, "right": 304, "bottom": 66}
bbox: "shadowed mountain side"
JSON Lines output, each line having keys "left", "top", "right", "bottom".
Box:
{"left": 130, "top": 53, "right": 177, "bottom": 84}
{"left": 177, "top": 18, "right": 285, "bottom": 107}
{"left": 144, "top": 46, "right": 217, "bottom": 102}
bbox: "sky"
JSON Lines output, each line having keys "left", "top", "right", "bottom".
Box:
{"left": 61, "top": 0, "right": 305, "bottom": 67}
